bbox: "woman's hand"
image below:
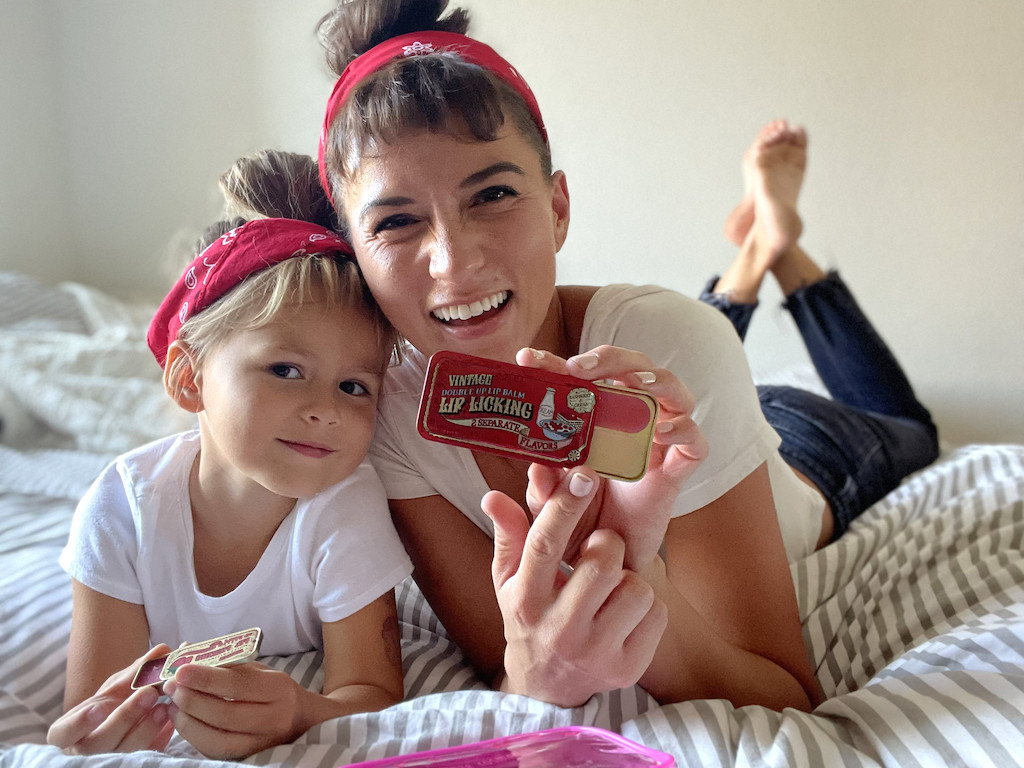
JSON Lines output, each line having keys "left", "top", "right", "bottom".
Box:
{"left": 47, "top": 645, "right": 175, "bottom": 755}
{"left": 482, "top": 466, "right": 668, "bottom": 707}
{"left": 164, "top": 662, "right": 304, "bottom": 760}
{"left": 517, "top": 345, "right": 708, "bottom": 570}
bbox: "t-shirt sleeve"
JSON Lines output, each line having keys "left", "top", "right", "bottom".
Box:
{"left": 59, "top": 460, "right": 143, "bottom": 604}
{"left": 584, "top": 286, "right": 781, "bottom": 515}
{"left": 306, "top": 462, "right": 413, "bottom": 624}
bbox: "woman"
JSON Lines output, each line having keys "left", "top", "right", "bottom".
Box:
{"left": 302, "top": 0, "right": 936, "bottom": 711}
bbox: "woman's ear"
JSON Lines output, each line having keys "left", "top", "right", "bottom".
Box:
{"left": 163, "top": 341, "right": 203, "bottom": 414}
{"left": 550, "top": 170, "right": 571, "bottom": 252}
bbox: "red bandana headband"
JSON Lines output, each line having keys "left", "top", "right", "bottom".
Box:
{"left": 317, "top": 31, "right": 547, "bottom": 206}
{"left": 147, "top": 218, "right": 354, "bottom": 367}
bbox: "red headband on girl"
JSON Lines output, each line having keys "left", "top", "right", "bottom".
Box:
{"left": 147, "top": 218, "right": 353, "bottom": 367}
{"left": 317, "top": 31, "right": 547, "bottom": 205}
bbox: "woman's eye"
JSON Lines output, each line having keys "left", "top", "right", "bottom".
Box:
{"left": 270, "top": 364, "right": 301, "bottom": 379}
{"left": 339, "top": 380, "right": 370, "bottom": 396}
{"left": 373, "top": 214, "right": 417, "bottom": 234}
{"left": 475, "top": 185, "right": 518, "bottom": 205}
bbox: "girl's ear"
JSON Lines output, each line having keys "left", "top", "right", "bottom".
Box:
{"left": 163, "top": 341, "right": 204, "bottom": 414}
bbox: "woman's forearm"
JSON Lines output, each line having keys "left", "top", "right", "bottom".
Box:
{"left": 638, "top": 556, "right": 817, "bottom": 710}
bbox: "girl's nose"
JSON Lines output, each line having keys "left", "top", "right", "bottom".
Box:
{"left": 304, "top": 392, "right": 341, "bottom": 426}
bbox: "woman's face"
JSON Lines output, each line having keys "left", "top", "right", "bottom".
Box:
{"left": 340, "top": 124, "right": 570, "bottom": 363}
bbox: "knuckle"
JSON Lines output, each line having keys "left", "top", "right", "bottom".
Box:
{"left": 525, "top": 527, "right": 561, "bottom": 561}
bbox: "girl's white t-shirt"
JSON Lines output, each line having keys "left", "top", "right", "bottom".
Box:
{"left": 61, "top": 431, "right": 412, "bottom": 655}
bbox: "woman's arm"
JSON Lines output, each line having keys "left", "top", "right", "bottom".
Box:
{"left": 516, "top": 344, "right": 820, "bottom": 709}
{"left": 389, "top": 494, "right": 508, "bottom": 685}
{"left": 394, "top": 476, "right": 668, "bottom": 707}
{"left": 642, "top": 463, "right": 822, "bottom": 709}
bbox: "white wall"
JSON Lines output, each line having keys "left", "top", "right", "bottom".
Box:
{"left": 2, "top": 0, "right": 1022, "bottom": 445}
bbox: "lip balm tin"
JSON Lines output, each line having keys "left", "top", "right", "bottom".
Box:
{"left": 417, "top": 351, "right": 659, "bottom": 481}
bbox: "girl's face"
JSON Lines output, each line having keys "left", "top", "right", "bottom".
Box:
{"left": 193, "top": 297, "right": 385, "bottom": 502}
{"left": 340, "top": 124, "right": 570, "bottom": 363}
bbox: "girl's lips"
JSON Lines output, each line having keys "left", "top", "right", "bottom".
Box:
{"left": 279, "top": 440, "right": 335, "bottom": 459}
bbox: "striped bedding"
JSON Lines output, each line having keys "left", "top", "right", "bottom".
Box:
{"left": 2, "top": 272, "right": 1024, "bottom": 766}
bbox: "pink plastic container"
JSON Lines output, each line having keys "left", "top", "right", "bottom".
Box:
{"left": 350, "top": 726, "right": 675, "bottom": 767}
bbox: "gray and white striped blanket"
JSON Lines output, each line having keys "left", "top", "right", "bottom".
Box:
{"left": 2, "top": 273, "right": 1023, "bottom": 766}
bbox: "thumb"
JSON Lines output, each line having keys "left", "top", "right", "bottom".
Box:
{"left": 481, "top": 490, "right": 531, "bottom": 590}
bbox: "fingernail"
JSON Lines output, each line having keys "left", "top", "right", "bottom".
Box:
{"left": 569, "top": 352, "right": 599, "bottom": 370}
{"left": 525, "top": 347, "right": 544, "bottom": 360}
{"left": 151, "top": 704, "right": 169, "bottom": 726}
{"left": 569, "top": 472, "right": 594, "bottom": 497}
{"left": 162, "top": 680, "right": 177, "bottom": 697}
{"left": 634, "top": 371, "right": 656, "bottom": 385}
{"left": 656, "top": 421, "right": 673, "bottom": 434}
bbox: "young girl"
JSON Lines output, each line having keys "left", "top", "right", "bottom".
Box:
{"left": 47, "top": 216, "right": 412, "bottom": 759}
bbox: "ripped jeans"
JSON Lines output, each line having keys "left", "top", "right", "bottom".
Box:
{"left": 700, "top": 271, "right": 939, "bottom": 540}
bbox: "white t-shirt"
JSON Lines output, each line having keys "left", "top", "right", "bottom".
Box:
{"left": 370, "top": 285, "right": 824, "bottom": 562}
{"left": 61, "top": 431, "right": 413, "bottom": 656}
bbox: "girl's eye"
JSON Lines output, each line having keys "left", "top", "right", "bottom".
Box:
{"left": 373, "top": 213, "right": 418, "bottom": 235}
{"left": 475, "top": 185, "right": 518, "bottom": 205}
{"left": 270, "top": 364, "right": 301, "bottom": 379}
{"left": 339, "top": 380, "right": 370, "bottom": 396}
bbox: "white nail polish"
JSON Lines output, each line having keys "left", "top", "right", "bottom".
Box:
{"left": 569, "top": 472, "right": 594, "bottom": 497}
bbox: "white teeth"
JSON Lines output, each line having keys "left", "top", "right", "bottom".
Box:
{"left": 433, "top": 291, "right": 508, "bottom": 322}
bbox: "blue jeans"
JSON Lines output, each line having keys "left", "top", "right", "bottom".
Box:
{"left": 700, "top": 272, "right": 939, "bottom": 541}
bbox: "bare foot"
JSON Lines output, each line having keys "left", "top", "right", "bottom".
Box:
{"left": 724, "top": 121, "right": 807, "bottom": 257}
{"left": 749, "top": 121, "right": 806, "bottom": 264}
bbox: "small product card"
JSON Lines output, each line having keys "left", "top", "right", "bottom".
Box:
{"left": 131, "top": 627, "right": 263, "bottom": 689}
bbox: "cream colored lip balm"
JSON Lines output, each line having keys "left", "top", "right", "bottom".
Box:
{"left": 418, "top": 351, "right": 658, "bottom": 482}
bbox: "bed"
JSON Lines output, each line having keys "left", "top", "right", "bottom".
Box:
{"left": 2, "top": 269, "right": 1023, "bottom": 767}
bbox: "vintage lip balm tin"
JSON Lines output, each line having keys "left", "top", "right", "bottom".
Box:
{"left": 417, "top": 351, "right": 659, "bottom": 481}
{"left": 130, "top": 627, "right": 263, "bottom": 689}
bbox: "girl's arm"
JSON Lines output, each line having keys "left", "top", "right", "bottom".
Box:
{"left": 165, "top": 591, "right": 404, "bottom": 760}
{"left": 65, "top": 580, "right": 151, "bottom": 708}
{"left": 48, "top": 581, "right": 173, "bottom": 754}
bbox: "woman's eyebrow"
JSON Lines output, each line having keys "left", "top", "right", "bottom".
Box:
{"left": 358, "top": 195, "right": 414, "bottom": 226}
{"left": 460, "top": 162, "right": 525, "bottom": 188}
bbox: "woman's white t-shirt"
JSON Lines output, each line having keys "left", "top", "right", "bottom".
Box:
{"left": 370, "top": 285, "right": 824, "bottom": 562}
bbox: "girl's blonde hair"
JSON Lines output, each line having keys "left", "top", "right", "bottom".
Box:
{"left": 165, "top": 247, "right": 397, "bottom": 402}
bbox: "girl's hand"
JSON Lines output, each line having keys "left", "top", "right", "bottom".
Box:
{"left": 47, "top": 644, "right": 175, "bottom": 755}
{"left": 482, "top": 466, "right": 668, "bottom": 707}
{"left": 517, "top": 346, "right": 708, "bottom": 570}
{"left": 163, "top": 662, "right": 303, "bottom": 760}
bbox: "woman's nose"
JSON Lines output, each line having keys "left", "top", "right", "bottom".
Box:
{"left": 427, "top": 227, "right": 484, "bottom": 280}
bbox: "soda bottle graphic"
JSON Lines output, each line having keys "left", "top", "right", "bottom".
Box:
{"left": 537, "top": 387, "right": 557, "bottom": 439}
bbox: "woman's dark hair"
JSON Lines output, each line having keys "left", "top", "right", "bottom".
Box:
{"left": 316, "top": 0, "right": 551, "bottom": 213}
